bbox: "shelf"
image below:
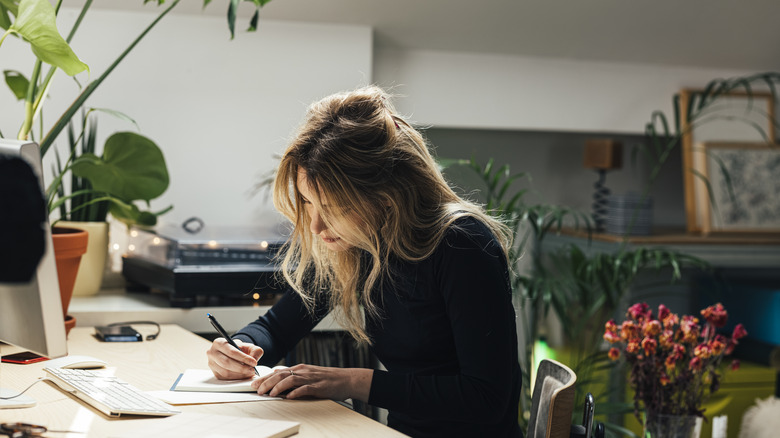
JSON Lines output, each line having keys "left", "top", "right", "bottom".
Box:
{"left": 69, "top": 288, "right": 341, "bottom": 334}
{"left": 557, "top": 227, "right": 780, "bottom": 245}
{"left": 541, "top": 228, "right": 780, "bottom": 268}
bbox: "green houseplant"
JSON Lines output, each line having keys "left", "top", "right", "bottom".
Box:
{"left": 47, "top": 113, "right": 171, "bottom": 296}
{"left": 1, "top": 0, "right": 271, "bottom": 296}
{"left": 443, "top": 157, "right": 707, "bottom": 435}
{"left": 443, "top": 73, "right": 780, "bottom": 437}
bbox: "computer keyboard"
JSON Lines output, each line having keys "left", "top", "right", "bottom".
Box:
{"left": 44, "top": 367, "right": 180, "bottom": 417}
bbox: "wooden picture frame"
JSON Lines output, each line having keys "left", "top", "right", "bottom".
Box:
{"left": 693, "top": 141, "right": 780, "bottom": 234}
{"left": 680, "top": 89, "right": 777, "bottom": 233}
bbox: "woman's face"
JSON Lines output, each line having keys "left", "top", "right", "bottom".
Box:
{"left": 297, "top": 169, "right": 355, "bottom": 252}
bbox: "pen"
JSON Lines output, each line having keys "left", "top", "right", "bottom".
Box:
{"left": 207, "top": 313, "right": 260, "bottom": 376}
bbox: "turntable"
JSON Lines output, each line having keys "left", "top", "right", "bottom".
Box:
{"left": 122, "top": 222, "right": 288, "bottom": 308}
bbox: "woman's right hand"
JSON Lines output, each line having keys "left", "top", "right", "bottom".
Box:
{"left": 207, "top": 338, "right": 264, "bottom": 380}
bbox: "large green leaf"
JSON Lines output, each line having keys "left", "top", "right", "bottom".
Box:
{"left": 0, "top": 0, "right": 16, "bottom": 31}
{"left": 10, "top": 0, "right": 87, "bottom": 76}
{"left": 108, "top": 199, "right": 157, "bottom": 227}
{"left": 3, "top": 69, "right": 28, "bottom": 99}
{"left": 71, "top": 131, "right": 169, "bottom": 201}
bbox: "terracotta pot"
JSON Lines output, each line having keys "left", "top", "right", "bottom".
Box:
{"left": 59, "top": 221, "right": 108, "bottom": 296}
{"left": 51, "top": 226, "right": 89, "bottom": 336}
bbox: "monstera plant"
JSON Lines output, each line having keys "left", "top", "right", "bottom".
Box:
{"left": 48, "top": 116, "right": 171, "bottom": 227}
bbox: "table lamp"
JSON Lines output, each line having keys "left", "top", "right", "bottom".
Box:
{"left": 583, "top": 139, "right": 623, "bottom": 231}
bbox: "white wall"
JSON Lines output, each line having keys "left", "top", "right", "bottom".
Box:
{"left": 1, "top": 8, "right": 372, "bottom": 228}
{"left": 3, "top": 8, "right": 767, "bottom": 231}
{"left": 374, "top": 48, "right": 757, "bottom": 133}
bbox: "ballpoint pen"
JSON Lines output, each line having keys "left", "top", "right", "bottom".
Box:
{"left": 206, "top": 313, "right": 260, "bottom": 376}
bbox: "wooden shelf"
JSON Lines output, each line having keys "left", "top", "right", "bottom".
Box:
{"left": 556, "top": 227, "right": 780, "bottom": 245}
{"left": 541, "top": 228, "right": 780, "bottom": 268}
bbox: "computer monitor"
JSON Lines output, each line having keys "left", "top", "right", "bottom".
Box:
{"left": 0, "top": 139, "right": 68, "bottom": 408}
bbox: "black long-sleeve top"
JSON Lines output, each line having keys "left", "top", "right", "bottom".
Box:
{"left": 233, "top": 217, "right": 523, "bottom": 438}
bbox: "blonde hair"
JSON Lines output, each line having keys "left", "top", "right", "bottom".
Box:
{"left": 273, "top": 85, "right": 512, "bottom": 344}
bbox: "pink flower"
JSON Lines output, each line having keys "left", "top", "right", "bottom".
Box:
{"left": 642, "top": 337, "right": 657, "bottom": 356}
{"left": 701, "top": 303, "right": 728, "bottom": 328}
{"left": 626, "top": 339, "right": 640, "bottom": 354}
{"left": 659, "top": 373, "right": 671, "bottom": 386}
{"left": 659, "top": 330, "right": 675, "bottom": 349}
{"left": 621, "top": 321, "right": 639, "bottom": 341}
{"left": 732, "top": 324, "right": 748, "bottom": 341}
{"left": 658, "top": 304, "right": 670, "bottom": 321}
{"left": 604, "top": 330, "right": 621, "bottom": 343}
{"left": 680, "top": 316, "right": 700, "bottom": 343}
{"left": 710, "top": 337, "right": 726, "bottom": 356}
{"left": 605, "top": 319, "right": 617, "bottom": 333}
{"left": 689, "top": 356, "right": 703, "bottom": 372}
{"left": 608, "top": 348, "right": 620, "bottom": 361}
{"left": 628, "top": 302, "right": 649, "bottom": 321}
{"left": 694, "top": 343, "right": 712, "bottom": 359}
{"left": 643, "top": 320, "right": 662, "bottom": 337}
{"left": 662, "top": 312, "right": 679, "bottom": 329}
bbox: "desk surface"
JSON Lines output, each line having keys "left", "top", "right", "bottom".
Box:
{"left": 0, "top": 325, "right": 405, "bottom": 438}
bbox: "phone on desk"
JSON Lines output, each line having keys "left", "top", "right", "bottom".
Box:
{"left": 95, "top": 325, "right": 142, "bottom": 342}
{"left": 1, "top": 351, "right": 48, "bottom": 364}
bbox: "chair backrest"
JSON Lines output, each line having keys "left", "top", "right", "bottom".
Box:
{"left": 526, "top": 358, "right": 577, "bottom": 438}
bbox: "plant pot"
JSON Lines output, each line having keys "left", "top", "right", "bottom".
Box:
{"left": 51, "top": 226, "right": 88, "bottom": 337}
{"left": 59, "top": 221, "right": 108, "bottom": 296}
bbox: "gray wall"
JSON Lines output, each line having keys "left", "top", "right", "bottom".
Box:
{"left": 426, "top": 127, "right": 686, "bottom": 228}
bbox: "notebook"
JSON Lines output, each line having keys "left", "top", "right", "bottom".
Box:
{"left": 171, "top": 366, "right": 289, "bottom": 392}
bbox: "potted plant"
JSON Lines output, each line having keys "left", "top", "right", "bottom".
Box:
{"left": 1, "top": 0, "right": 270, "bottom": 303}
{"left": 47, "top": 113, "right": 171, "bottom": 296}
{"left": 441, "top": 157, "right": 707, "bottom": 434}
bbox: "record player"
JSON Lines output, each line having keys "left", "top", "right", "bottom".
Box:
{"left": 122, "top": 222, "right": 288, "bottom": 308}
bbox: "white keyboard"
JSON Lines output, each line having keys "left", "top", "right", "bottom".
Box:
{"left": 44, "top": 367, "right": 180, "bottom": 417}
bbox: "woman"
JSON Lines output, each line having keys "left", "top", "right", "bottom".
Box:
{"left": 207, "top": 86, "right": 523, "bottom": 438}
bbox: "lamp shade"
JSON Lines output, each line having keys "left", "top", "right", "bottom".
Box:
{"left": 583, "top": 139, "right": 623, "bottom": 170}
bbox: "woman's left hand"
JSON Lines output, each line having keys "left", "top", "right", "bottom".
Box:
{"left": 251, "top": 364, "right": 373, "bottom": 402}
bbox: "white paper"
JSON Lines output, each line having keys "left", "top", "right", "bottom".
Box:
{"left": 147, "top": 390, "right": 280, "bottom": 405}
{"left": 110, "top": 413, "right": 299, "bottom": 438}
{"left": 172, "top": 366, "right": 288, "bottom": 392}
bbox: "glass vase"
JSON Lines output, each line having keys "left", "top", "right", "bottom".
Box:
{"left": 644, "top": 413, "right": 701, "bottom": 438}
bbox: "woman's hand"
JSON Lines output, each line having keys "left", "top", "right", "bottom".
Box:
{"left": 251, "top": 364, "right": 373, "bottom": 403}
{"left": 207, "top": 338, "right": 264, "bottom": 380}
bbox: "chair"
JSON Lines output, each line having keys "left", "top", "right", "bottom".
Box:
{"left": 526, "top": 359, "right": 577, "bottom": 438}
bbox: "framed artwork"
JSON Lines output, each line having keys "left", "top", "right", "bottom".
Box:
{"left": 680, "top": 90, "right": 777, "bottom": 233}
{"left": 693, "top": 142, "right": 780, "bottom": 233}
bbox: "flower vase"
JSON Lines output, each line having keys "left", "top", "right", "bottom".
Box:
{"left": 644, "top": 413, "right": 702, "bottom": 438}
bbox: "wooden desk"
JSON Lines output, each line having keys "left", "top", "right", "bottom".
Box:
{"left": 0, "top": 325, "right": 406, "bottom": 438}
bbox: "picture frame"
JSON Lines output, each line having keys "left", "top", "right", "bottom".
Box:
{"left": 693, "top": 141, "right": 780, "bottom": 234}
{"left": 680, "top": 89, "right": 777, "bottom": 233}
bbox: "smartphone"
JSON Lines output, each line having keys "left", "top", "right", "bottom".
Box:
{"left": 95, "top": 325, "right": 142, "bottom": 342}
{"left": 1, "top": 351, "right": 48, "bottom": 364}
